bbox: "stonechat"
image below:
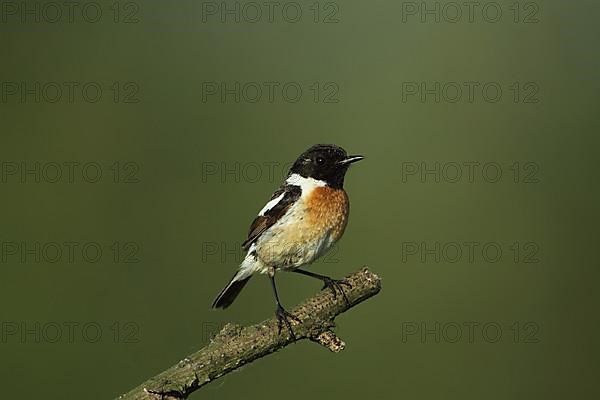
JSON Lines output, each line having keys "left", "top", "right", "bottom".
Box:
{"left": 212, "top": 144, "right": 364, "bottom": 339}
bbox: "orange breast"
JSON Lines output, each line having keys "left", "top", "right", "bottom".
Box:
{"left": 305, "top": 186, "right": 349, "bottom": 242}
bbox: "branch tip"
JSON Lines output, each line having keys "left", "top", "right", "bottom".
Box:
{"left": 310, "top": 329, "right": 346, "bottom": 352}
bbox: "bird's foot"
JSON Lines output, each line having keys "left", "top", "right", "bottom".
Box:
{"left": 275, "top": 305, "right": 301, "bottom": 341}
{"left": 322, "top": 277, "right": 352, "bottom": 305}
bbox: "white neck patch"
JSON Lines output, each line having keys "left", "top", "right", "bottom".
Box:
{"left": 286, "top": 173, "right": 327, "bottom": 192}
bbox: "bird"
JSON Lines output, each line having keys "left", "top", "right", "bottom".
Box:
{"left": 212, "top": 144, "right": 364, "bottom": 339}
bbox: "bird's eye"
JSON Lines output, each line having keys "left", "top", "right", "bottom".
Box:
{"left": 316, "top": 157, "right": 325, "bottom": 165}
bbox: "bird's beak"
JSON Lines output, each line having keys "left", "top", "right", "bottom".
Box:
{"left": 338, "top": 155, "right": 365, "bottom": 165}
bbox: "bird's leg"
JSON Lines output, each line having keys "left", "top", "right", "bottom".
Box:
{"left": 270, "top": 274, "right": 301, "bottom": 340}
{"left": 292, "top": 269, "right": 352, "bottom": 305}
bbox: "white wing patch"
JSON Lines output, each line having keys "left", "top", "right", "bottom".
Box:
{"left": 258, "top": 192, "right": 285, "bottom": 216}
{"left": 258, "top": 173, "right": 325, "bottom": 217}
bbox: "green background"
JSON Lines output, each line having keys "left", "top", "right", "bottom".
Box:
{"left": 1, "top": 1, "right": 598, "bottom": 398}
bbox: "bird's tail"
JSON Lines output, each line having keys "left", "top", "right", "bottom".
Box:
{"left": 212, "top": 271, "right": 252, "bottom": 309}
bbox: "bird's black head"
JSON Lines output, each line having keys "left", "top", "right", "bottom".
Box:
{"left": 289, "top": 144, "right": 364, "bottom": 189}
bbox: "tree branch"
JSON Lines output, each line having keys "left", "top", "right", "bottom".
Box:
{"left": 116, "top": 267, "right": 381, "bottom": 400}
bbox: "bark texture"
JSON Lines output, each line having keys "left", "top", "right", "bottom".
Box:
{"left": 117, "top": 267, "right": 381, "bottom": 400}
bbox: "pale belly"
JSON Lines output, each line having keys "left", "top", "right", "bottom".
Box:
{"left": 254, "top": 188, "right": 349, "bottom": 271}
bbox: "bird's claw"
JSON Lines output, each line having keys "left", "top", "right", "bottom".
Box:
{"left": 322, "top": 277, "right": 352, "bottom": 305}
{"left": 275, "top": 305, "right": 301, "bottom": 341}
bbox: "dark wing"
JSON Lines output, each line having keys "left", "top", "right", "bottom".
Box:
{"left": 241, "top": 185, "right": 301, "bottom": 251}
